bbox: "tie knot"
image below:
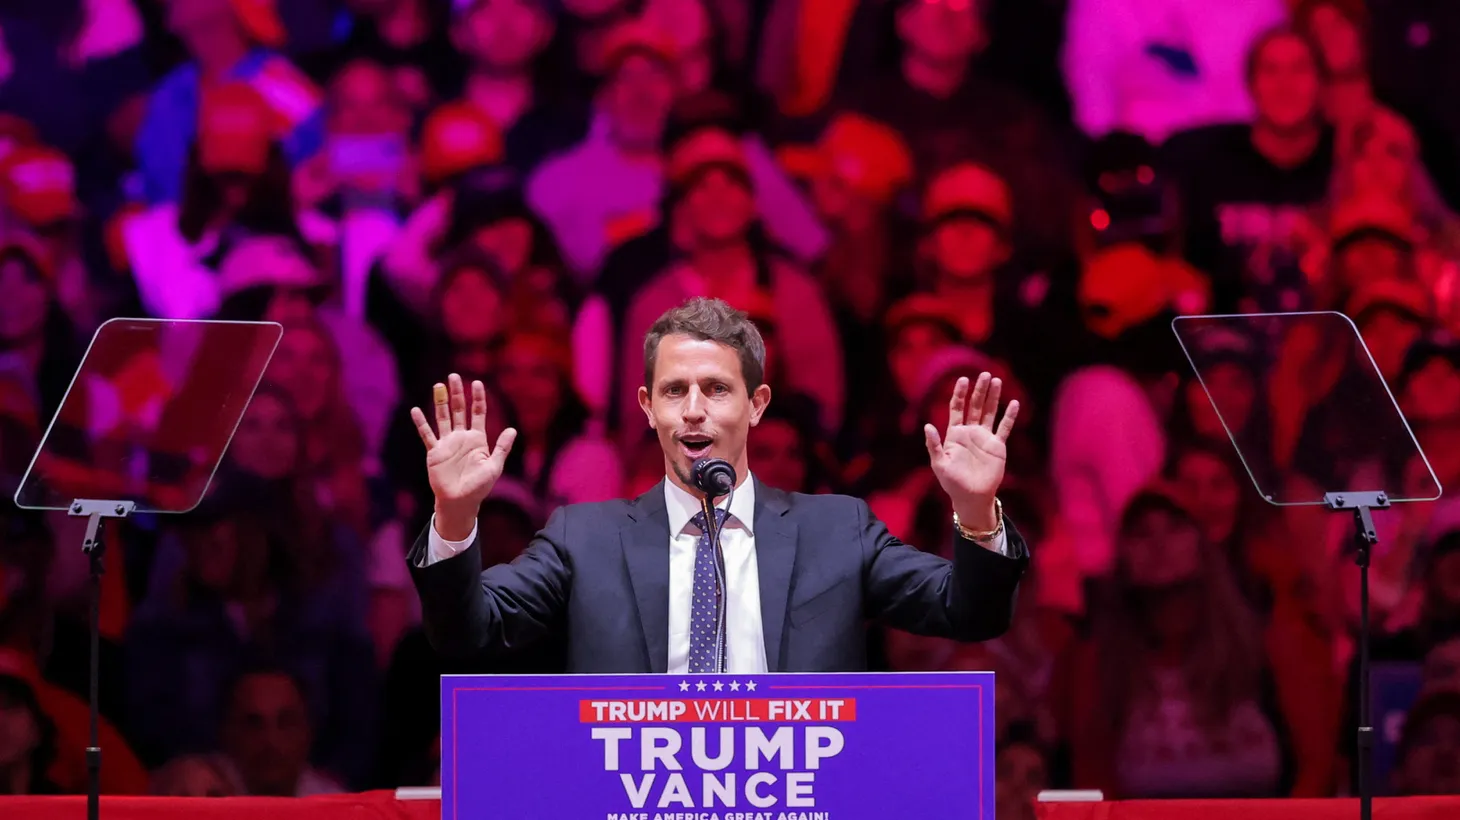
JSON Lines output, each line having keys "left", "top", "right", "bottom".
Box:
{"left": 691, "top": 508, "right": 730, "bottom": 533}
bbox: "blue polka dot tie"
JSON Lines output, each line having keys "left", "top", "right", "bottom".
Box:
{"left": 688, "top": 508, "right": 730, "bottom": 674}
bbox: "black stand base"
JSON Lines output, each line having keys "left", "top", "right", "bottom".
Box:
{"left": 70, "top": 500, "right": 135, "bottom": 820}
{"left": 1324, "top": 491, "right": 1388, "bottom": 820}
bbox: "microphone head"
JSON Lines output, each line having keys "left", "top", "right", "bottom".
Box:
{"left": 691, "top": 457, "right": 737, "bottom": 497}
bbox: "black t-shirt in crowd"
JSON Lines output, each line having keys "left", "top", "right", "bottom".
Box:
{"left": 1161, "top": 125, "right": 1335, "bottom": 314}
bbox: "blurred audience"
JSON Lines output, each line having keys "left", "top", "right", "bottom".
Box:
{"left": 1056, "top": 486, "right": 1288, "bottom": 799}
{"left": 4, "top": 0, "right": 1460, "bottom": 807}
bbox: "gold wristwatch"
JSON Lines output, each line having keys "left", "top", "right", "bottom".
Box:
{"left": 952, "top": 497, "right": 1003, "bottom": 543}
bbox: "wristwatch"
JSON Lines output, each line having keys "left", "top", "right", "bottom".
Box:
{"left": 952, "top": 497, "right": 1003, "bottom": 543}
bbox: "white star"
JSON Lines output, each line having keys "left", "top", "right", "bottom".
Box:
{"left": 712, "top": 680, "right": 724, "bottom": 692}
{"left": 745, "top": 680, "right": 757, "bottom": 692}
{"left": 696, "top": 681, "right": 708, "bottom": 692}
{"left": 728, "top": 680, "right": 741, "bottom": 691}
{"left": 679, "top": 680, "right": 690, "bottom": 691}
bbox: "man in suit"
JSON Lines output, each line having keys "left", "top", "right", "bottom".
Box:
{"left": 407, "top": 297, "right": 1028, "bottom": 672}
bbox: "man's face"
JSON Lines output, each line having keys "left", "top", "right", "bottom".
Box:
{"left": 897, "top": 0, "right": 985, "bottom": 67}
{"left": 930, "top": 217, "right": 1006, "bottom": 281}
{"left": 222, "top": 673, "right": 312, "bottom": 797}
{"left": 683, "top": 168, "right": 755, "bottom": 248}
{"left": 329, "top": 63, "right": 410, "bottom": 137}
{"left": 456, "top": 0, "right": 552, "bottom": 71}
{"left": 639, "top": 334, "right": 770, "bottom": 493}
{"left": 1251, "top": 35, "right": 1322, "bottom": 133}
{"left": 606, "top": 55, "right": 676, "bottom": 152}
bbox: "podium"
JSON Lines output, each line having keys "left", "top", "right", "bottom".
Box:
{"left": 441, "top": 671, "right": 995, "bottom": 819}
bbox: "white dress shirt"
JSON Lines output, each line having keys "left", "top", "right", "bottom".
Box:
{"left": 661, "top": 475, "right": 767, "bottom": 674}
{"left": 422, "top": 475, "right": 1011, "bottom": 672}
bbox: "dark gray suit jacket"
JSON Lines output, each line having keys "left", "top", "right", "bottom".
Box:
{"left": 406, "top": 479, "right": 1029, "bottom": 672}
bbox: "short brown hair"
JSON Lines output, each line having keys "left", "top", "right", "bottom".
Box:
{"left": 643, "top": 297, "right": 766, "bottom": 389}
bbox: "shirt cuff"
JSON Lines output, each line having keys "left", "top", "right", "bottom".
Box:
{"left": 420, "top": 515, "right": 478, "bottom": 567}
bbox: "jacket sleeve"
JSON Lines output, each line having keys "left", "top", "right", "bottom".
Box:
{"left": 861, "top": 499, "right": 1029, "bottom": 641}
{"left": 406, "top": 507, "right": 572, "bottom": 658}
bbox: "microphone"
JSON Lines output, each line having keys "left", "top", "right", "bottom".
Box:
{"left": 692, "top": 457, "right": 737, "bottom": 498}
{"left": 691, "top": 457, "right": 734, "bottom": 674}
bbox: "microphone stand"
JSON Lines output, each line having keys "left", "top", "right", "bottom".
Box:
{"left": 699, "top": 490, "right": 729, "bottom": 673}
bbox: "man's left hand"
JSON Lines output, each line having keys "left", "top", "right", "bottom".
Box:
{"left": 924, "top": 373, "right": 1020, "bottom": 531}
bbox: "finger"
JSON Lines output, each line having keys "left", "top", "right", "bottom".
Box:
{"left": 947, "top": 376, "right": 971, "bottom": 432}
{"left": 996, "top": 400, "right": 1021, "bottom": 442}
{"left": 924, "top": 423, "right": 943, "bottom": 461}
{"left": 965, "top": 373, "right": 991, "bottom": 430}
{"left": 448, "top": 373, "right": 467, "bottom": 431}
{"left": 410, "top": 406, "right": 438, "bottom": 449}
{"left": 980, "top": 377, "right": 1003, "bottom": 429}
{"left": 487, "top": 427, "right": 518, "bottom": 470}
{"left": 470, "top": 380, "right": 488, "bottom": 434}
{"left": 433, "top": 383, "right": 450, "bottom": 437}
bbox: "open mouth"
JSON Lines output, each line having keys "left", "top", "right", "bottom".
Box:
{"left": 678, "top": 435, "right": 713, "bottom": 460}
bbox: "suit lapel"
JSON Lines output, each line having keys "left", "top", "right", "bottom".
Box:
{"left": 622, "top": 483, "right": 672, "bottom": 673}
{"left": 754, "top": 480, "right": 798, "bottom": 672}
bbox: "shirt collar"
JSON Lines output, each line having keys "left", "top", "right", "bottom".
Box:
{"left": 664, "top": 472, "right": 757, "bottom": 537}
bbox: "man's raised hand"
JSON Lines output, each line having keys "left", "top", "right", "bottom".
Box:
{"left": 924, "top": 373, "right": 1020, "bottom": 532}
{"left": 411, "top": 374, "right": 517, "bottom": 540}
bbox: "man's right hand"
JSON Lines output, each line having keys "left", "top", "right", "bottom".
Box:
{"left": 411, "top": 373, "right": 517, "bottom": 541}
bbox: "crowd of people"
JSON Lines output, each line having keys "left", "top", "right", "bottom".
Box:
{"left": 3, "top": 0, "right": 1460, "bottom": 814}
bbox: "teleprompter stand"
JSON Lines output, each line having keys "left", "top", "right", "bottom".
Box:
{"left": 1325, "top": 490, "right": 1390, "bottom": 820}
{"left": 1173, "top": 312, "right": 1444, "bottom": 820}
{"left": 12, "top": 318, "right": 285, "bottom": 820}
{"left": 68, "top": 499, "right": 137, "bottom": 820}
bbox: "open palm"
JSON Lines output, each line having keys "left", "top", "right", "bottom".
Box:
{"left": 411, "top": 374, "right": 517, "bottom": 513}
{"left": 924, "top": 373, "right": 1020, "bottom": 516}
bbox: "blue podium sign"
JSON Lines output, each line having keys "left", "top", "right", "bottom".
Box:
{"left": 441, "top": 671, "right": 994, "bottom": 820}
